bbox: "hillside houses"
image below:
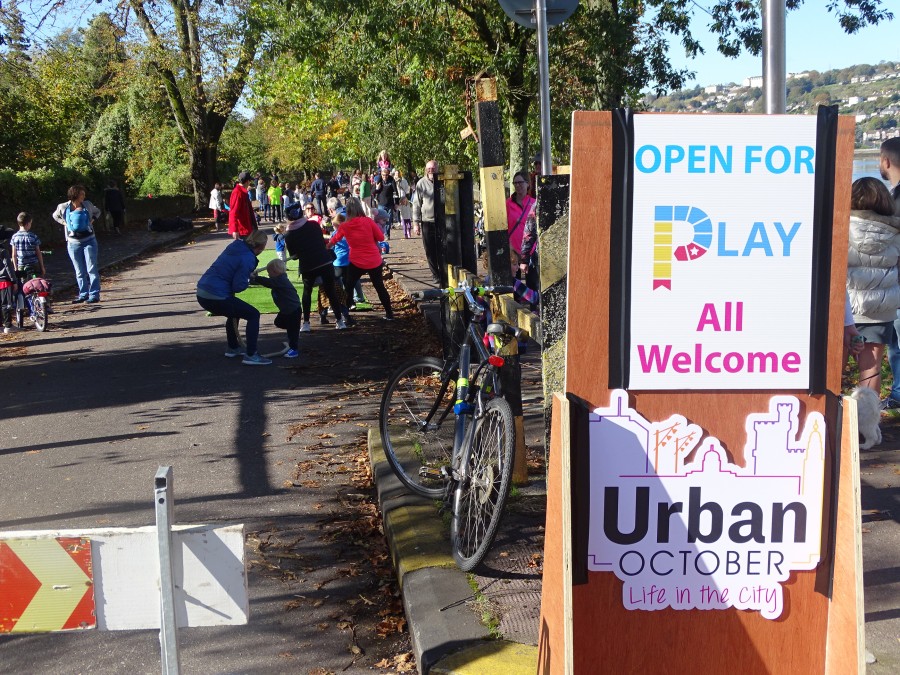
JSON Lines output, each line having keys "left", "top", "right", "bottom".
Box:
{"left": 647, "top": 61, "right": 900, "bottom": 147}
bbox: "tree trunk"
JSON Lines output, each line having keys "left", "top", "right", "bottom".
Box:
{"left": 507, "top": 96, "right": 531, "bottom": 181}
{"left": 189, "top": 140, "right": 218, "bottom": 211}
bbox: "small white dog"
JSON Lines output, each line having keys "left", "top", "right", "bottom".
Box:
{"left": 851, "top": 387, "right": 882, "bottom": 450}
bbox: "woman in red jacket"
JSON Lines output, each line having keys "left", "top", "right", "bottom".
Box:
{"left": 328, "top": 197, "right": 394, "bottom": 320}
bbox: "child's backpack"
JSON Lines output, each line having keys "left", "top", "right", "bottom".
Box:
{"left": 65, "top": 205, "right": 93, "bottom": 239}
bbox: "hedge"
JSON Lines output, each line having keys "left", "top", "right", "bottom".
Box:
{"left": 0, "top": 165, "right": 98, "bottom": 209}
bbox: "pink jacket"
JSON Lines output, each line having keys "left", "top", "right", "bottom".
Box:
{"left": 506, "top": 195, "right": 535, "bottom": 255}
{"left": 329, "top": 216, "right": 384, "bottom": 269}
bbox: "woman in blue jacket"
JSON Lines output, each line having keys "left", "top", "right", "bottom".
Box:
{"left": 196, "top": 229, "right": 271, "bottom": 365}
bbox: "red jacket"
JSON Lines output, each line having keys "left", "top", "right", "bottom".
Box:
{"left": 228, "top": 183, "right": 255, "bottom": 237}
{"left": 329, "top": 216, "right": 384, "bottom": 270}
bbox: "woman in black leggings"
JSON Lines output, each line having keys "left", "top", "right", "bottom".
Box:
{"left": 284, "top": 215, "right": 353, "bottom": 330}
{"left": 328, "top": 197, "right": 394, "bottom": 320}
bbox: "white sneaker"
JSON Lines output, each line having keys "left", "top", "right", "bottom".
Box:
{"left": 335, "top": 320, "right": 347, "bottom": 330}
{"left": 300, "top": 321, "right": 311, "bottom": 333}
{"left": 4, "top": 325, "right": 19, "bottom": 334}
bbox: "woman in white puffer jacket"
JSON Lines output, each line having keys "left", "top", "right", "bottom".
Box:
{"left": 847, "top": 177, "right": 900, "bottom": 392}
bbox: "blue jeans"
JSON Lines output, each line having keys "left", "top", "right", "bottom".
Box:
{"left": 888, "top": 314, "right": 900, "bottom": 401}
{"left": 67, "top": 236, "right": 100, "bottom": 300}
{"left": 197, "top": 295, "right": 261, "bottom": 356}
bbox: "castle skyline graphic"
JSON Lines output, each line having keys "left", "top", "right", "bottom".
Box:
{"left": 586, "top": 390, "right": 826, "bottom": 620}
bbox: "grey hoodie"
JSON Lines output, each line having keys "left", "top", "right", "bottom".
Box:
{"left": 412, "top": 176, "right": 435, "bottom": 222}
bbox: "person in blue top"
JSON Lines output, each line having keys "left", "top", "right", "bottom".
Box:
{"left": 52, "top": 185, "right": 102, "bottom": 303}
{"left": 196, "top": 229, "right": 271, "bottom": 365}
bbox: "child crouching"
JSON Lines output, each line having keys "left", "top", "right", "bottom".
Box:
{"left": 252, "top": 258, "right": 301, "bottom": 358}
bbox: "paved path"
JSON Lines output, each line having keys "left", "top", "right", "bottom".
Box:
{"left": 1, "top": 225, "right": 415, "bottom": 673}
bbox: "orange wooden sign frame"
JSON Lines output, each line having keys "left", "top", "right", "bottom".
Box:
{"left": 537, "top": 111, "right": 862, "bottom": 674}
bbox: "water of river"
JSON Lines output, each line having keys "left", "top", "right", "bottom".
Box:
{"left": 853, "top": 154, "right": 886, "bottom": 183}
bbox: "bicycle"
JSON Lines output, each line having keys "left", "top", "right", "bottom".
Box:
{"left": 379, "top": 282, "right": 521, "bottom": 570}
{"left": 15, "top": 271, "right": 51, "bottom": 332}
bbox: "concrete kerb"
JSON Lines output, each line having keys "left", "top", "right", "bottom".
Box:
{"left": 369, "top": 256, "right": 539, "bottom": 674}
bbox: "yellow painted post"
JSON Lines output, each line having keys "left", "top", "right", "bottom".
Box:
{"left": 475, "top": 76, "right": 527, "bottom": 484}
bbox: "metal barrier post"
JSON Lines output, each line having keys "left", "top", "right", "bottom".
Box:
{"left": 155, "top": 467, "right": 181, "bottom": 675}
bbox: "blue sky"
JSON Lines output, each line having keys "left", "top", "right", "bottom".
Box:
{"left": 666, "top": 2, "right": 900, "bottom": 87}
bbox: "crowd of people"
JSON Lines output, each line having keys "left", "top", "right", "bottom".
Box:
{"left": 23, "top": 143, "right": 900, "bottom": 406}
{"left": 196, "top": 149, "right": 550, "bottom": 366}
{"left": 845, "top": 138, "right": 900, "bottom": 412}
{"left": 200, "top": 153, "right": 427, "bottom": 366}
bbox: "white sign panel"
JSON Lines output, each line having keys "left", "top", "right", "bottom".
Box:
{"left": 587, "top": 390, "right": 825, "bottom": 620}
{"left": 0, "top": 524, "right": 248, "bottom": 630}
{"left": 629, "top": 115, "right": 818, "bottom": 389}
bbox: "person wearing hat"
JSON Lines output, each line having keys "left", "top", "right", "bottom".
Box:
{"left": 228, "top": 171, "right": 257, "bottom": 240}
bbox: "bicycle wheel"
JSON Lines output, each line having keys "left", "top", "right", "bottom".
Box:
{"left": 32, "top": 296, "right": 47, "bottom": 332}
{"left": 379, "top": 357, "right": 457, "bottom": 498}
{"left": 451, "top": 396, "right": 515, "bottom": 571}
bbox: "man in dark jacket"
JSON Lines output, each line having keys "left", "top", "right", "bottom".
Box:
{"left": 284, "top": 216, "right": 353, "bottom": 331}
{"left": 373, "top": 167, "right": 397, "bottom": 238}
{"left": 310, "top": 172, "right": 327, "bottom": 218}
{"left": 103, "top": 180, "right": 126, "bottom": 234}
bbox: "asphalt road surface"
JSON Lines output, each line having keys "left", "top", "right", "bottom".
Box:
{"left": 0, "top": 230, "right": 414, "bottom": 674}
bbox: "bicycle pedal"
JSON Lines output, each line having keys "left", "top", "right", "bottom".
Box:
{"left": 418, "top": 467, "right": 443, "bottom": 480}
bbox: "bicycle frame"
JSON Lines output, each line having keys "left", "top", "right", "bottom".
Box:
{"left": 417, "top": 317, "right": 494, "bottom": 443}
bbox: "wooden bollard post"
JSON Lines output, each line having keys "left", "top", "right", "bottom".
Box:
{"left": 475, "top": 75, "right": 527, "bottom": 485}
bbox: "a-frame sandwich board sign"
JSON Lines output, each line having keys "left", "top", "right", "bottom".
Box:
{"left": 538, "top": 109, "right": 864, "bottom": 674}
